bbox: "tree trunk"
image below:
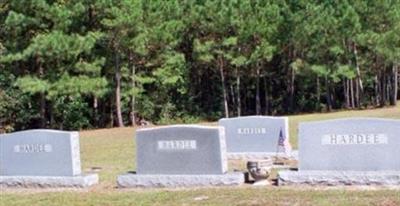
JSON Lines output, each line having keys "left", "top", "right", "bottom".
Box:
{"left": 380, "top": 72, "right": 384, "bottom": 106}
{"left": 255, "top": 63, "right": 261, "bottom": 115}
{"left": 395, "top": 64, "right": 399, "bottom": 101}
{"left": 331, "top": 81, "right": 336, "bottom": 109}
{"left": 386, "top": 72, "right": 390, "bottom": 105}
{"left": 374, "top": 75, "right": 380, "bottom": 106}
{"left": 346, "top": 79, "right": 350, "bottom": 108}
{"left": 355, "top": 79, "right": 360, "bottom": 108}
{"left": 36, "top": 56, "right": 46, "bottom": 128}
{"left": 350, "top": 79, "right": 355, "bottom": 108}
{"left": 114, "top": 49, "right": 124, "bottom": 127}
{"left": 325, "top": 75, "right": 332, "bottom": 112}
{"left": 129, "top": 52, "right": 136, "bottom": 126}
{"left": 380, "top": 71, "right": 386, "bottom": 107}
{"left": 286, "top": 48, "right": 296, "bottom": 113}
{"left": 93, "top": 96, "right": 98, "bottom": 125}
{"left": 391, "top": 64, "right": 398, "bottom": 105}
{"left": 243, "top": 86, "right": 247, "bottom": 116}
{"left": 289, "top": 65, "right": 295, "bottom": 112}
{"left": 218, "top": 55, "right": 229, "bottom": 118}
{"left": 236, "top": 67, "right": 241, "bottom": 117}
{"left": 230, "top": 84, "right": 235, "bottom": 114}
{"left": 344, "top": 78, "right": 350, "bottom": 109}
{"left": 316, "top": 76, "right": 320, "bottom": 110}
{"left": 264, "top": 76, "right": 269, "bottom": 115}
{"left": 344, "top": 42, "right": 351, "bottom": 109}
{"left": 110, "top": 97, "right": 114, "bottom": 127}
{"left": 49, "top": 105, "right": 54, "bottom": 128}
{"left": 39, "top": 93, "right": 46, "bottom": 128}
{"left": 353, "top": 43, "right": 363, "bottom": 108}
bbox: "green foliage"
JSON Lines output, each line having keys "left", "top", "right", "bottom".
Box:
{"left": 311, "top": 65, "right": 329, "bottom": 77}
{"left": 15, "top": 76, "right": 49, "bottom": 95}
{"left": 153, "top": 52, "right": 187, "bottom": 94}
{"left": 157, "top": 102, "right": 201, "bottom": 125}
{"left": 1, "top": 0, "right": 399, "bottom": 130}
{"left": 336, "top": 65, "right": 356, "bottom": 79}
{"left": 74, "top": 58, "right": 105, "bottom": 75}
{"left": 48, "top": 74, "right": 108, "bottom": 98}
{"left": 0, "top": 90, "right": 15, "bottom": 131}
{"left": 193, "top": 39, "right": 216, "bottom": 63}
{"left": 52, "top": 96, "right": 91, "bottom": 130}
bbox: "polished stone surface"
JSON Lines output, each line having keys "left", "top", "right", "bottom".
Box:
{"left": 0, "top": 129, "right": 81, "bottom": 176}
{"left": 118, "top": 125, "right": 246, "bottom": 188}
{"left": 299, "top": 118, "right": 400, "bottom": 171}
{"left": 278, "top": 118, "right": 400, "bottom": 186}
{"left": 136, "top": 125, "right": 227, "bottom": 175}
{"left": 219, "top": 116, "right": 289, "bottom": 154}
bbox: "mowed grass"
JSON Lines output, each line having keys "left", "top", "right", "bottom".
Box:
{"left": 2, "top": 188, "right": 400, "bottom": 206}
{"left": 1, "top": 103, "right": 400, "bottom": 206}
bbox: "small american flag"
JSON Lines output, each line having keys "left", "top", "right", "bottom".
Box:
{"left": 278, "top": 127, "right": 292, "bottom": 155}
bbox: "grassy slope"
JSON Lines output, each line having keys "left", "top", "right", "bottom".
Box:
{"left": 1, "top": 103, "right": 400, "bottom": 206}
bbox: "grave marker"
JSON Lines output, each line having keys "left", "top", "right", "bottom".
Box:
{"left": 278, "top": 118, "right": 400, "bottom": 186}
{"left": 0, "top": 129, "right": 98, "bottom": 188}
{"left": 117, "top": 125, "right": 243, "bottom": 188}
{"left": 218, "top": 116, "right": 294, "bottom": 159}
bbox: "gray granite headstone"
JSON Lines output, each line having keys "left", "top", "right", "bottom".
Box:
{"left": 218, "top": 116, "right": 292, "bottom": 159}
{"left": 278, "top": 118, "right": 400, "bottom": 186}
{"left": 0, "top": 129, "right": 98, "bottom": 188}
{"left": 0, "top": 130, "right": 81, "bottom": 176}
{"left": 136, "top": 125, "right": 227, "bottom": 175}
{"left": 117, "top": 125, "right": 244, "bottom": 188}
{"left": 299, "top": 118, "right": 400, "bottom": 171}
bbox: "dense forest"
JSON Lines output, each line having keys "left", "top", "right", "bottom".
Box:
{"left": 0, "top": 0, "right": 399, "bottom": 131}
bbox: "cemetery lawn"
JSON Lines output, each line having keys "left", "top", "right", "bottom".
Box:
{"left": 1, "top": 103, "right": 400, "bottom": 206}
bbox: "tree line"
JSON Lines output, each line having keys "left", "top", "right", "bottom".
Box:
{"left": 0, "top": 0, "right": 399, "bottom": 131}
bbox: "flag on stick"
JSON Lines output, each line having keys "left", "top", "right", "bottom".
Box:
{"left": 277, "top": 127, "right": 292, "bottom": 156}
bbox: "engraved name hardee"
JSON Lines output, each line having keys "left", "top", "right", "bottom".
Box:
{"left": 157, "top": 140, "right": 197, "bottom": 150}
{"left": 237, "top": 128, "right": 266, "bottom": 135}
{"left": 13, "top": 144, "right": 53, "bottom": 153}
{"left": 322, "top": 134, "right": 388, "bottom": 145}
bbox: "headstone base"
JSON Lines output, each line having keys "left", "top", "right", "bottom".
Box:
{"left": 0, "top": 173, "right": 98, "bottom": 188}
{"left": 117, "top": 172, "right": 244, "bottom": 188}
{"left": 227, "top": 150, "right": 298, "bottom": 160}
{"left": 278, "top": 171, "right": 400, "bottom": 186}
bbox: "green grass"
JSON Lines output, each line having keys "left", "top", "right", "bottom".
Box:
{"left": 1, "top": 103, "right": 400, "bottom": 206}
{"left": 2, "top": 188, "right": 400, "bottom": 206}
